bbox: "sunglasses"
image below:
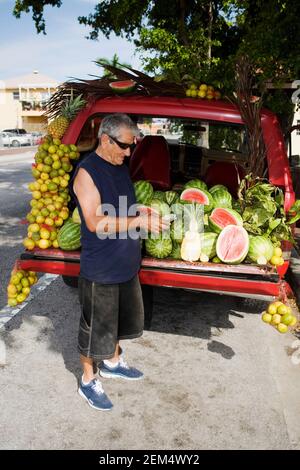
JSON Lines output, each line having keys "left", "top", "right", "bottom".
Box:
{"left": 108, "top": 134, "right": 136, "bottom": 151}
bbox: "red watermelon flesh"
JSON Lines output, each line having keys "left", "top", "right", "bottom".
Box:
{"left": 109, "top": 80, "right": 136, "bottom": 93}
{"left": 181, "top": 188, "right": 209, "bottom": 204}
{"left": 209, "top": 207, "right": 242, "bottom": 233}
{"left": 211, "top": 208, "right": 236, "bottom": 226}
{"left": 216, "top": 225, "right": 249, "bottom": 264}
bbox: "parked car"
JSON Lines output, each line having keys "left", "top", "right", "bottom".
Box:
{"left": 0, "top": 131, "right": 32, "bottom": 147}
{"left": 30, "top": 132, "right": 44, "bottom": 145}
{"left": 2, "top": 128, "right": 28, "bottom": 135}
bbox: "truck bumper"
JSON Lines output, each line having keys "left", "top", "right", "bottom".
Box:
{"left": 17, "top": 249, "right": 293, "bottom": 301}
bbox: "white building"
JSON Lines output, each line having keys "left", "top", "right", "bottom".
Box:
{"left": 0, "top": 71, "right": 59, "bottom": 132}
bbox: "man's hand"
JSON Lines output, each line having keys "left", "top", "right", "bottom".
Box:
{"left": 137, "top": 211, "right": 171, "bottom": 235}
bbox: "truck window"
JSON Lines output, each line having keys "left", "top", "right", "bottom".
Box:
{"left": 76, "top": 114, "right": 249, "bottom": 184}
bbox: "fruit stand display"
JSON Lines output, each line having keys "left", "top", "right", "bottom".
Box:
{"left": 133, "top": 177, "right": 300, "bottom": 333}
{"left": 6, "top": 63, "right": 300, "bottom": 334}
{"left": 6, "top": 97, "right": 84, "bottom": 307}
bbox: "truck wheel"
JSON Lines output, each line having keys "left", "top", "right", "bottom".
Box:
{"left": 62, "top": 275, "right": 78, "bottom": 288}
{"left": 12, "top": 140, "right": 20, "bottom": 147}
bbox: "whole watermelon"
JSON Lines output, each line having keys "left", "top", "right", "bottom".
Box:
{"left": 152, "top": 191, "right": 165, "bottom": 201}
{"left": 145, "top": 237, "right": 173, "bottom": 258}
{"left": 211, "top": 189, "right": 232, "bottom": 208}
{"left": 247, "top": 235, "right": 274, "bottom": 264}
{"left": 133, "top": 180, "right": 153, "bottom": 204}
{"left": 169, "top": 242, "right": 182, "bottom": 259}
{"left": 58, "top": 220, "right": 81, "bottom": 250}
{"left": 184, "top": 179, "right": 208, "bottom": 191}
{"left": 170, "top": 220, "right": 184, "bottom": 243}
{"left": 164, "top": 191, "right": 179, "bottom": 206}
{"left": 150, "top": 199, "right": 171, "bottom": 217}
{"left": 200, "top": 232, "right": 218, "bottom": 259}
{"left": 209, "top": 184, "right": 228, "bottom": 194}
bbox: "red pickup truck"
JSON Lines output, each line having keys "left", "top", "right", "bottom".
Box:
{"left": 17, "top": 96, "right": 295, "bottom": 324}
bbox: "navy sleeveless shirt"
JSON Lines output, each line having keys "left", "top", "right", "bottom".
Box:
{"left": 72, "top": 152, "right": 141, "bottom": 284}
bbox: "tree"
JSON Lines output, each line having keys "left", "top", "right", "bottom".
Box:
{"left": 95, "top": 53, "right": 131, "bottom": 79}
{"left": 13, "top": 1, "right": 300, "bottom": 87}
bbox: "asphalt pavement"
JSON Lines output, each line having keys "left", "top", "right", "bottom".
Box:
{"left": 0, "top": 150, "right": 300, "bottom": 450}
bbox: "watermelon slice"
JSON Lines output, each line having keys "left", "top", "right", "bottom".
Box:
{"left": 180, "top": 188, "right": 214, "bottom": 213}
{"left": 109, "top": 80, "right": 136, "bottom": 94}
{"left": 216, "top": 225, "right": 249, "bottom": 264}
{"left": 209, "top": 208, "right": 243, "bottom": 233}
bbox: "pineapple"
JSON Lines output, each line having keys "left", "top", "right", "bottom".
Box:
{"left": 47, "top": 95, "right": 85, "bottom": 139}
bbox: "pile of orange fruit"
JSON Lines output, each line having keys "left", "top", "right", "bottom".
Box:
{"left": 185, "top": 83, "right": 221, "bottom": 100}
{"left": 7, "top": 268, "right": 38, "bottom": 307}
{"left": 261, "top": 301, "right": 298, "bottom": 333}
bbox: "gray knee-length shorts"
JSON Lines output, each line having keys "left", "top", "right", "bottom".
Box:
{"left": 78, "top": 275, "right": 144, "bottom": 360}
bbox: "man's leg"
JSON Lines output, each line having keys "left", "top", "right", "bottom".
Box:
{"left": 80, "top": 354, "right": 95, "bottom": 383}
{"left": 79, "top": 354, "right": 113, "bottom": 411}
{"left": 108, "top": 342, "right": 120, "bottom": 364}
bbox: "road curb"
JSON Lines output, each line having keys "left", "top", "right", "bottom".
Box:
{"left": 0, "top": 146, "right": 37, "bottom": 156}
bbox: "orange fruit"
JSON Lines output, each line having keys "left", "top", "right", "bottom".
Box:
{"left": 273, "top": 247, "right": 283, "bottom": 257}
{"left": 289, "top": 316, "right": 298, "bottom": 327}
{"left": 40, "top": 228, "right": 50, "bottom": 240}
{"left": 38, "top": 238, "right": 50, "bottom": 249}
{"left": 267, "top": 303, "right": 278, "bottom": 315}
{"left": 7, "top": 284, "right": 17, "bottom": 296}
{"left": 277, "top": 323, "right": 288, "bottom": 333}
{"left": 261, "top": 312, "right": 272, "bottom": 323}
{"left": 277, "top": 304, "right": 289, "bottom": 316}
{"left": 271, "top": 314, "right": 281, "bottom": 325}
{"left": 23, "top": 238, "right": 35, "bottom": 250}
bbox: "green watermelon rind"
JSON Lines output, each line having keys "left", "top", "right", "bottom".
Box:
{"left": 200, "top": 232, "right": 218, "bottom": 259}
{"left": 209, "top": 184, "right": 228, "bottom": 194}
{"left": 164, "top": 190, "right": 179, "bottom": 206}
{"left": 169, "top": 241, "right": 182, "bottom": 259}
{"left": 134, "top": 180, "right": 154, "bottom": 205}
{"left": 150, "top": 199, "right": 171, "bottom": 217}
{"left": 208, "top": 208, "right": 243, "bottom": 233}
{"left": 216, "top": 225, "right": 249, "bottom": 264}
{"left": 152, "top": 191, "right": 165, "bottom": 202}
{"left": 247, "top": 235, "right": 274, "bottom": 263}
{"left": 145, "top": 237, "right": 173, "bottom": 259}
{"left": 170, "top": 220, "right": 184, "bottom": 243}
{"left": 183, "top": 179, "right": 208, "bottom": 191}
{"left": 211, "top": 189, "right": 232, "bottom": 208}
{"left": 58, "top": 221, "right": 81, "bottom": 251}
{"left": 109, "top": 80, "right": 136, "bottom": 94}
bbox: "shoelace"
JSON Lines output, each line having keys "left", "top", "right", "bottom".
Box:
{"left": 119, "top": 356, "right": 129, "bottom": 369}
{"left": 91, "top": 379, "right": 104, "bottom": 395}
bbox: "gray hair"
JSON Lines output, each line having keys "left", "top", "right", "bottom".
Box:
{"left": 98, "top": 113, "right": 139, "bottom": 139}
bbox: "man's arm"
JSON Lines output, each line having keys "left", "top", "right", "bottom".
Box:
{"left": 73, "top": 168, "right": 168, "bottom": 235}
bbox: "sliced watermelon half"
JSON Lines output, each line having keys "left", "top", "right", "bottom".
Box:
{"left": 208, "top": 207, "right": 243, "bottom": 233}
{"left": 180, "top": 188, "right": 214, "bottom": 213}
{"left": 216, "top": 225, "right": 249, "bottom": 264}
{"left": 109, "top": 80, "right": 136, "bottom": 94}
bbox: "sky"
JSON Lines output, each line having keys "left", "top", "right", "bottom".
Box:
{"left": 0, "top": 0, "right": 143, "bottom": 83}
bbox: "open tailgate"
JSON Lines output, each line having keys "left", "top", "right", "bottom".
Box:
{"left": 17, "top": 248, "right": 292, "bottom": 301}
